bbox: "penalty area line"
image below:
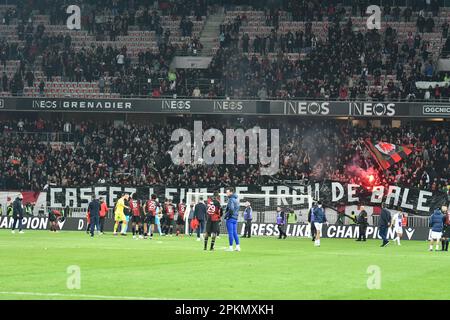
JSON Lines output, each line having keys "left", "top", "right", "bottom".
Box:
{"left": 0, "top": 291, "right": 187, "bottom": 300}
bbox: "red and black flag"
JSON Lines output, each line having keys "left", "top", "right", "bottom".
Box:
{"left": 364, "top": 139, "right": 412, "bottom": 170}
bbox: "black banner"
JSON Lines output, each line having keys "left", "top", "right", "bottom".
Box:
{"left": 47, "top": 182, "right": 448, "bottom": 215}
{"left": 1, "top": 97, "right": 449, "bottom": 117}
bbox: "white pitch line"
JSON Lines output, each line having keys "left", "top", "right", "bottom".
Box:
{"left": 0, "top": 291, "right": 187, "bottom": 300}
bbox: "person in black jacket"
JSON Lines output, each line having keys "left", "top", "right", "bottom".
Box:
{"left": 356, "top": 206, "right": 368, "bottom": 241}
{"left": 379, "top": 204, "right": 392, "bottom": 247}
{"left": 11, "top": 194, "right": 24, "bottom": 234}
{"left": 193, "top": 197, "right": 207, "bottom": 241}
{"left": 88, "top": 196, "right": 101, "bottom": 237}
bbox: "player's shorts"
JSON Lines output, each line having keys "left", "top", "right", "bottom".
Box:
{"left": 115, "top": 212, "right": 126, "bottom": 222}
{"left": 314, "top": 222, "right": 323, "bottom": 234}
{"left": 131, "top": 215, "right": 141, "bottom": 224}
{"left": 431, "top": 231, "right": 442, "bottom": 240}
{"left": 145, "top": 215, "right": 156, "bottom": 224}
{"left": 177, "top": 216, "right": 185, "bottom": 225}
{"left": 394, "top": 226, "right": 403, "bottom": 234}
{"left": 206, "top": 220, "right": 220, "bottom": 234}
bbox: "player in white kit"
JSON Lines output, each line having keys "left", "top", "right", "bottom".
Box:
{"left": 392, "top": 211, "right": 403, "bottom": 246}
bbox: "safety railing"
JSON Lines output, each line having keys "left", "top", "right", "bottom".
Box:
{"left": 2, "top": 131, "right": 75, "bottom": 143}
{"left": 3, "top": 91, "right": 450, "bottom": 102}
{"left": 44, "top": 206, "right": 432, "bottom": 228}
{"left": 372, "top": 215, "right": 430, "bottom": 228}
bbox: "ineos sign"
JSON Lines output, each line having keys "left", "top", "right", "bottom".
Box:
{"left": 284, "top": 101, "right": 330, "bottom": 115}
{"left": 161, "top": 100, "right": 191, "bottom": 110}
{"left": 214, "top": 101, "right": 243, "bottom": 112}
{"left": 349, "top": 102, "right": 396, "bottom": 116}
{"left": 33, "top": 100, "right": 58, "bottom": 109}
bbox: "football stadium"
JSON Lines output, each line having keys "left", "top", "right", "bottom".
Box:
{"left": 0, "top": 0, "right": 449, "bottom": 307}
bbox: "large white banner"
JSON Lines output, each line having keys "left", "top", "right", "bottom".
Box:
{"left": 46, "top": 182, "right": 448, "bottom": 214}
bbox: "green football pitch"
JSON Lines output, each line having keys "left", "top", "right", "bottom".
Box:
{"left": 0, "top": 230, "right": 449, "bottom": 300}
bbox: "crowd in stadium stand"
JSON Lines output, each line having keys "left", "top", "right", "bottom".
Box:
{"left": 0, "top": 118, "right": 448, "bottom": 195}
{"left": 0, "top": 0, "right": 207, "bottom": 97}
{"left": 0, "top": 1, "right": 450, "bottom": 99}
{"left": 211, "top": 2, "right": 448, "bottom": 100}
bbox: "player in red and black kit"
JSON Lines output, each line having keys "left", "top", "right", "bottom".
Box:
{"left": 204, "top": 192, "right": 223, "bottom": 251}
{"left": 163, "top": 199, "right": 176, "bottom": 236}
{"left": 144, "top": 194, "right": 158, "bottom": 239}
{"left": 130, "top": 193, "right": 143, "bottom": 239}
{"left": 176, "top": 199, "right": 186, "bottom": 236}
{"left": 49, "top": 209, "right": 62, "bottom": 232}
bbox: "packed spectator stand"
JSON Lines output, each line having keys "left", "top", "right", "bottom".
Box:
{"left": 0, "top": 117, "right": 448, "bottom": 198}
{"left": 0, "top": 0, "right": 206, "bottom": 98}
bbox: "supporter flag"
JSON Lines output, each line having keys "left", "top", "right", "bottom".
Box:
{"left": 364, "top": 139, "right": 412, "bottom": 170}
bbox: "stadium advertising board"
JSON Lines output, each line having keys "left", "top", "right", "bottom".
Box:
{"left": 0, "top": 216, "right": 114, "bottom": 231}
{"left": 239, "top": 223, "right": 431, "bottom": 241}
{"left": 0, "top": 215, "right": 49, "bottom": 230}
{"left": 5, "top": 97, "right": 258, "bottom": 114}
{"left": 420, "top": 104, "right": 450, "bottom": 116}
{"left": 0, "top": 216, "right": 432, "bottom": 240}
{"left": 1, "top": 97, "right": 449, "bottom": 117}
{"left": 47, "top": 181, "right": 448, "bottom": 215}
{"left": 272, "top": 101, "right": 414, "bottom": 117}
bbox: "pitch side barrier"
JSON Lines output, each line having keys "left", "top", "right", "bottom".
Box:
{"left": 0, "top": 216, "right": 433, "bottom": 241}
{"left": 1, "top": 97, "right": 449, "bottom": 118}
